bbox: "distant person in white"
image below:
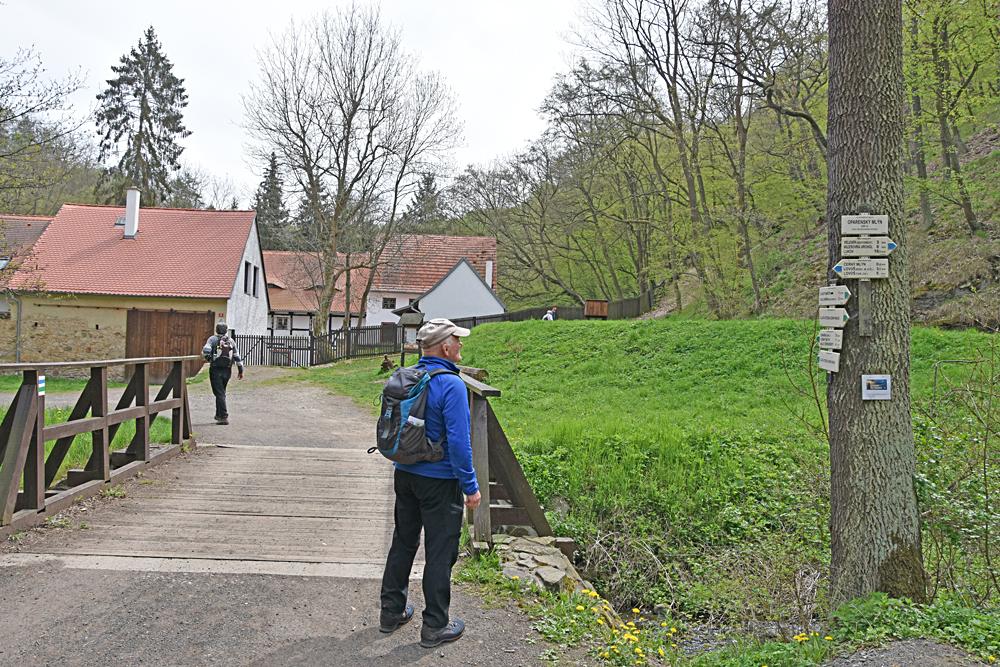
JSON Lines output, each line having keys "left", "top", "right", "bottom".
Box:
{"left": 542, "top": 306, "right": 558, "bottom": 321}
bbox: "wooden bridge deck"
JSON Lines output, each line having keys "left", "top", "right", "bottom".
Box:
{"left": 7, "top": 444, "right": 411, "bottom": 579}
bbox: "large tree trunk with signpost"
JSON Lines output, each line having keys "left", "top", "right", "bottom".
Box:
{"left": 826, "top": 0, "right": 925, "bottom": 608}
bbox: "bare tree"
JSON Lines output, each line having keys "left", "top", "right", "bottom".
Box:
{"left": 245, "top": 5, "right": 458, "bottom": 335}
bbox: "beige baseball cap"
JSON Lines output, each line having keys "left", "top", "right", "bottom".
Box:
{"left": 416, "top": 318, "right": 471, "bottom": 347}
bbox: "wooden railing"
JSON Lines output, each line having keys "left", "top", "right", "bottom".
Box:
{"left": 462, "top": 372, "right": 576, "bottom": 558}
{"left": 0, "top": 356, "right": 198, "bottom": 533}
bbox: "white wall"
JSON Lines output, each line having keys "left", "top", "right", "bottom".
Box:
{"left": 227, "top": 221, "right": 269, "bottom": 335}
{"left": 363, "top": 290, "right": 421, "bottom": 326}
{"left": 268, "top": 312, "right": 361, "bottom": 335}
{"left": 417, "top": 261, "right": 505, "bottom": 320}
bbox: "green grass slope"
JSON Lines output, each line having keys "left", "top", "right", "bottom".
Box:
{"left": 457, "top": 319, "right": 995, "bottom": 620}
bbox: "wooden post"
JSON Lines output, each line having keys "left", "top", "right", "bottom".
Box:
{"left": 0, "top": 383, "right": 37, "bottom": 525}
{"left": 134, "top": 362, "right": 150, "bottom": 460}
{"left": 470, "top": 393, "right": 491, "bottom": 545}
{"left": 89, "top": 366, "right": 110, "bottom": 481}
{"left": 170, "top": 361, "right": 182, "bottom": 445}
{"left": 22, "top": 370, "right": 45, "bottom": 510}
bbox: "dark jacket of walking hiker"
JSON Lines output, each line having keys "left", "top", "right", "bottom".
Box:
{"left": 379, "top": 318, "right": 481, "bottom": 648}
{"left": 201, "top": 323, "right": 243, "bottom": 425}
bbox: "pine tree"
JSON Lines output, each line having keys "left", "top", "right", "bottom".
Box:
{"left": 95, "top": 26, "right": 190, "bottom": 205}
{"left": 401, "top": 173, "right": 444, "bottom": 231}
{"left": 252, "top": 153, "right": 290, "bottom": 249}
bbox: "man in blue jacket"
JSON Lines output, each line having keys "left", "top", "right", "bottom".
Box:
{"left": 379, "top": 318, "right": 482, "bottom": 648}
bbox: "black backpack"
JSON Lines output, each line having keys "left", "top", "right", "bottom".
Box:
{"left": 211, "top": 335, "right": 235, "bottom": 369}
{"left": 369, "top": 365, "right": 456, "bottom": 464}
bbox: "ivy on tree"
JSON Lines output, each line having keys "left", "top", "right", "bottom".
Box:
{"left": 95, "top": 26, "right": 190, "bottom": 205}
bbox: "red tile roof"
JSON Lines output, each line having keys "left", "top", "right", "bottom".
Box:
{"left": 263, "top": 251, "right": 369, "bottom": 314}
{"left": 9, "top": 204, "right": 255, "bottom": 299}
{"left": 0, "top": 214, "right": 52, "bottom": 254}
{"left": 373, "top": 234, "right": 497, "bottom": 292}
{"left": 262, "top": 234, "right": 497, "bottom": 314}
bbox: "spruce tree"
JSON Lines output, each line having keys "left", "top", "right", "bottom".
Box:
{"left": 401, "top": 173, "right": 443, "bottom": 231}
{"left": 252, "top": 153, "right": 290, "bottom": 249}
{"left": 96, "top": 26, "right": 190, "bottom": 205}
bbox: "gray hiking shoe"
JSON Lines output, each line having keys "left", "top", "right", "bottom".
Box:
{"left": 379, "top": 603, "right": 414, "bottom": 633}
{"left": 419, "top": 619, "right": 465, "bottom": 648}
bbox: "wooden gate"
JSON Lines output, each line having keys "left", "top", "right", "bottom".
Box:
{"left": 126, "top": 310, "right": 214, "bottom": 382}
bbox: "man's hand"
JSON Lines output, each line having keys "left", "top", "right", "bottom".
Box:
{"left": 238, "top": 371, "right": 245, "bottom": 380}
{"left": 465, "top": 491, "right": 481, "bottom": 510}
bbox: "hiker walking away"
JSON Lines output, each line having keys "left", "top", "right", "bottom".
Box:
{"left": 542, "top": 305, "right": 558, "bottom": 320}
{"left": 379, "top": 318, "right": 481, "bottom": 648}
{"left": 202, "top": 322, "right": 243, "bottom": 425}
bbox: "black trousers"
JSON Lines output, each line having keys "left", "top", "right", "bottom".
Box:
{"left": 380, "top": 468, "right": 464, "bottom": 629}
{"left": 209, "top": 365, "right": 232, "bottom": 419}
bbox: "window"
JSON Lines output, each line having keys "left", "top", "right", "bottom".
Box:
{"left": 253, "top": 266, "right": 259, "bottom": 297}
{"left": 276, "top": 315, "right": 289, "bottom": 330}
{"left": 243, "top": 261, "right": 252, "bottom": 294}
{"left": 382, "top": 297, "right": 396, "bottom": 310}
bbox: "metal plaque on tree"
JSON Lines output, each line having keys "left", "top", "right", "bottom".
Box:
{"left": 841, "top": 237, "right": 898, "bottom": 257}
{"left": 818, "top": 350, "right": 841, "bottom": 373}
{"left": 841, "top": 214, "right": 889, "bottom": 235}
{"left": 818, "top": 329, "right": 844, "bottom": 350}
{"left": 832, "top": 258, "right": 889, "bottom": 279}
{"left": 819, "top": 307, "right": 850, "bottom": 328}
{"left": 819, "top": 285, "right": 851, "bottom": 306}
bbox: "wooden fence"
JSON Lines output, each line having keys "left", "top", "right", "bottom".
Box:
{"left": 461, "top": 371, "right": 575, "bottom": 557}
{"left": 0, "top": 356, "right": 197, "bottom": 534}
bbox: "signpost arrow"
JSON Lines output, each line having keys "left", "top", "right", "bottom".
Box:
{"left": 818, "top": 350, "right": 841, "bottom": 373}
{"left": 819, "top": 285, "right": 851, "bottom": 306}
{"left": 819, "top": 307, "right": 850, "bottom": 328}
{"left": 841, "top": 214, "right": 889, "bottom": 235}
{"left": 832, "top": 258, "right": 890, "bottom": 279}
{"left": 818, "top": 329, "right": 844, "bottom": 350}
{"left": 841, "top": 236, "right": 898, "bottom": 257}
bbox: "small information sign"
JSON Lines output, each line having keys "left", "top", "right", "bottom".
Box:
{"left": 833, "top": 258, "right": 889, "bottom": 279}
{"left": 841, "top": 214, "right": 889, "bottom": 235}
{"left": 819, "top": 285, "right": 851, "bottom": 306}
{"left": 861, "top": 374, "right": 892, "bottom": 400}
{"left": 818, "top": 307, "right": 850, "bottom": 328}
{"left": 817, "top": 329, "right": 843, "bottom": 350}
{"left": 841, "top": 237, "right": 897, "bottom": 257}
{"left": 818, "top": 350, "right": 841, "bottom": 373}
{"left": 37, "top": 375, "right": 45, "bottom": 397}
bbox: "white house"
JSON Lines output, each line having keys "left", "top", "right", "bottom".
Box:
{"left": 263, "top": 234, "right": 502, "bottom": 334}
{"left": 408, "top": 258, "right": 505, "bottom": 320}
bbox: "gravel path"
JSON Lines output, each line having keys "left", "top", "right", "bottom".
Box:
{"left": 823, "top": 639, "right": 988, "bottom": 666}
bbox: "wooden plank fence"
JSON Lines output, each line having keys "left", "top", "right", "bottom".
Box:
{"left": 0, "top": 356, "right": 197, "bottom": 535}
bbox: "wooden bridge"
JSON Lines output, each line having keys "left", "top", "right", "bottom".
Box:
{"left": 1, "top": 356, "right": 561, "bottom": 562}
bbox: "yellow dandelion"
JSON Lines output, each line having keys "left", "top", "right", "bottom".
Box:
{"left": 671, "top": 642, "right": 678, "bottom": 648}
{"left": 601, "top": 652, "right": 609, "bottom": 659}
{"left": 576, "top": 605, "right": 585, "bottom": 611}
{"left": 632, "top": 608, "right": 641, "bottom": 614}
{"left": 989, "top": 657, "right": 996, "bottom": 664}
{"left": 592, "top": 606, "right": 600, "bottom": 613}
{"left": 658, "top": 648, "right": 666, "bottom": 657}
{"left": 635, "top": 647, "right": 643, "bottom": 655}
{"left": 670, "top": 627, "right": 677, "bottom": 633}
{"left": 597, "top": 618, "right": 605, "bottom": 625}
{"left": 661, "top": 621, "right": 668, "bottom": 628}
{"left": 510, "top": 575, "right": 519, "bottom": 580}
{"left": 824, "top": 636, "right": 833, "bottom": 641}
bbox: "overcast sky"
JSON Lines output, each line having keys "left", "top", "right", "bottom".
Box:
{"left": 1, "top": 0, "right": 584, "bottom": 203}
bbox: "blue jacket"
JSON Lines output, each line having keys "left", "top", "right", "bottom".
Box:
{"left": 395, "top": 356, "right": 479, "bottom": 495}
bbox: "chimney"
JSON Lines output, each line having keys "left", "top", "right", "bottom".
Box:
{"left": 485, "top": 260, "right": 494, "bottom": 288}
{"left": 124, "top": 188, "right": 140, "bottom": 238}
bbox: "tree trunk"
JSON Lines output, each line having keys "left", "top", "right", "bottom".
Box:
{"left": 827, "top": 0, "right": 925, "bottom": 608}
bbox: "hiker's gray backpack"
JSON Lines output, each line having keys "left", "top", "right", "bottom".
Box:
{"left": 370, "top": 365, "right": 455, "bottom": 464}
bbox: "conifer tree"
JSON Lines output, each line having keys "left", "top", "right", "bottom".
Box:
{"left": 252, "top": 153, "right": 290, "bottom": 249}
{"left": 95, "top": 26, "right": 190, "bottom": 205}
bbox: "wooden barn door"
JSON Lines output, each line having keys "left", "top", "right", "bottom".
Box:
{"left": 126, "top": 310, "right": 215, "bottom": 382}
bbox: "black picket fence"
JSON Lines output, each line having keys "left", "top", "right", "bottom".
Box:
{"left": 237, "top": 292, "right": 654, "bottom": 368}
{"left": 235, "top": 323, "right": 402, "bottom": 369}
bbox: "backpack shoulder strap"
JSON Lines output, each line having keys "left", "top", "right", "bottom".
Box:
{"left": 426, "top": 368, "right": 459, "bottom": 378}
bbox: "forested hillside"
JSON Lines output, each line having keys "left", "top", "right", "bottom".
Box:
{"left": 439, "top": 0, "right": 998, "bottom": 326}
